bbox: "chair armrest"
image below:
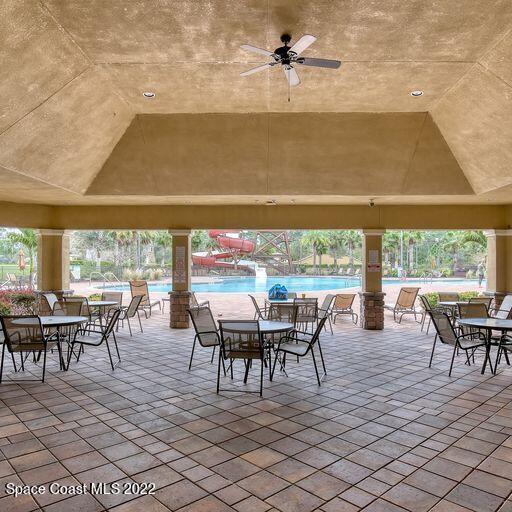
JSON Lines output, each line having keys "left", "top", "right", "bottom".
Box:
{"left": 457, "top": 331, "right": 486, "bottom": 342}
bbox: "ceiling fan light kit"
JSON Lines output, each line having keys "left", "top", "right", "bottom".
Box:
{"left": 240, "top": 33, "right": 342, "bottom": 88}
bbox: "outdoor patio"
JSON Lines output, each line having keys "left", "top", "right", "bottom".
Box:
{"left": 1, "top": 308, "right": 511, "bottom": 512}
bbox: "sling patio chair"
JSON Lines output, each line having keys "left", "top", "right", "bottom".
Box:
{"left": 418, "top": 294, "right": 444, "bottom": 335}
{"left": 294, "top": 297, "right": 318, "bottom": 332}
{"left": 0, "top": 315, "right": 62, "bottom": 383}
{"left": 191, "top": 292, "right": 210, "bottom": 309}
{"left": 457, "top": 302, "right": 489, "bottom": 342}
{"left": 384, "top": 287, "right": 421, "bottom": 323}
{"left": 117, "top": 295, "right": 144, "bottom": 336}
{"left": 491, "top": 295, "right": 512, "bottom": 320}
{"left": 67, "top": 308, "right": 122, "bottom": 371}
{"left": 469, "top": 296, "right": 492, "bottom": 309}
{"left": 317, "top": 294, "right": 335, "bottom": 334}
{"left": 217, "top": 320, "right": 266, "bottom": 396}
{"left": 40, "top": 292, "right": 58, "bottom": 315}
{"left": 187, "top": 306, "right": 222, "bottom": 370}
{"left": 249, "top": 294, "right": 268, "bottom": 320}
{"left": 332, "top": 293, "right": 358, "bottom": 325}
{"left": 129, "top": 280, "right": 161, "bottom": 318}
{"left": 428, "top": 310, "right": 488, "bottom": 376}
{"left": 438, "top": 292, "right": 460, "bottom": 302}
{"left": 268, "top": 302, "right": 298, "bottom": 325}
{"left": 271, "top": 316, "right": 328, "bottom": 386}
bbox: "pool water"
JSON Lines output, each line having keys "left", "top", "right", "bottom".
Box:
{"left": 101, "top": 276, "right": 478, "bottom": 294}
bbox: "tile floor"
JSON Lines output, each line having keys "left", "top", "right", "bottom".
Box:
{"left": 0, "top": 305, "right": 511, "bottom": 512}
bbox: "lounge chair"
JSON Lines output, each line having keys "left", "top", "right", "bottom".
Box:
{"left": 191, "top": 292, "right": 209, "bottom": 308}
{"left": 384, "top": 287, "right": 421, "bottom": 323}
{"left": 332, "top": 294, "right": 358, "bottom": 324}
{"left": 129, "top": 280, "right": 161, "bottom": 317}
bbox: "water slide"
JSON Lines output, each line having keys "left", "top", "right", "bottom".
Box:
{"left": 192, "top": 230, "right": 256, "bottom": 271}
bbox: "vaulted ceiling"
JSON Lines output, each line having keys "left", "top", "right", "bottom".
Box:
{"left": 1, "top": 0, "right": 511, "bottom": 206}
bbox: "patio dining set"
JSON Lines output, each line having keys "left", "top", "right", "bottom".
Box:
{"left": 0, "top": 280, "right": 172, "bottom": 383}
{"left": 187, "top": 292, "right": 359, "bottom": 396}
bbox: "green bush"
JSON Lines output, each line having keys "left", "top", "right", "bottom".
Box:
{"left": 0, "top": 300, "right": 11, "bottom": 315}
{"left": 459, "top": 291, "right": 479, "bottom": 301}
{"left": 422, "top": 290, "right": 479, "bottom": 309}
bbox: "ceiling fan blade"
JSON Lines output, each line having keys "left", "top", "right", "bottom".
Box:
{"left": 284, "top": 66, "right": 300, "bottom": 87}
{"left": 289, "top": 34, "right": 317, "bottom": 55}
{"left": 240, "top": 44, "right": 274, "bottom": 57}
{"left": 296, "top": 57, "right": 341, "bottom": 69}
{"left": 240, "top": 62, "right": 274, "bottom": 76}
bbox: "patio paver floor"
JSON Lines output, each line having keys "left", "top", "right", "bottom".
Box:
{"left": 0, "top": 305, "right": 511, "bottom": 511}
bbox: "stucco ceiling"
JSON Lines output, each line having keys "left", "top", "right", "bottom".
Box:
{"left": 0, "top": 0, "right": 511, "bottom": 206}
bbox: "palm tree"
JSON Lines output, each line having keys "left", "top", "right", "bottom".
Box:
{"left": 460, "top": 230, "right": 486, "bottom": 250}
{"left": 7, "top": 228, "right": 37, "bottom": 286}
{"left": 328, "top": 231, "right": 344, "bottom": 270}
{"left": 342, "top": 230, "right": 361, "bottom": 271}
{"left": 404, "top": 231, "right": 424, "bottom": 271}
{"left": 383, "top": 232, "right": 400, "bottom": 268}
{"left": 301, "top": 231, "right": 330, "bottom": 273}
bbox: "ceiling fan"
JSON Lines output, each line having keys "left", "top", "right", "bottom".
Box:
{"left": 240, "top": 34, "right": 341, "bottom": 87}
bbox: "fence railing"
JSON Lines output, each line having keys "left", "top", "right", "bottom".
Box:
{"left": 89, "top": 271, "right": 122, "bottom": 288}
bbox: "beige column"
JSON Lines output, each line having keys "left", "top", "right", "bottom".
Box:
{"left": 359, "top": 229, "right": 385, "bottom": 330}
{"left": 169, "top": 230, "right": 192, "bottom": 328}
{"left": 36, "top": 229, "right": 70, "bottom": 292}
{"left": 484, "top": 230, "right": 512, "bottom": 302}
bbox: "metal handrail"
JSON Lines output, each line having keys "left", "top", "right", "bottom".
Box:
{"left": 89, "top": 271, "right": 121, "bottom": 288}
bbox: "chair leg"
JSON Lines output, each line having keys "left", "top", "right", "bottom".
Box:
{"left": 0, "top": 343, "right": 5, "bottom": 383}
{"left": 188, "top": 338, "right": 197, "bottom": 370}
{"left": 426, "top": 317, "right": 431, "bottom": 335}
{"left": 10, "top": 351, "right": 17, "bottom": 372}
{"left": 105, "top": 339, "right": 115, "bottom": 371}
{"left": 42, "top": 347, "right": 47, "bottom": 383}
{"left": 271, "top": 350, "right": 278, "bottom": 381}
{"left": 211, "top": 346, "right": 216, "bottom": 364}
{"left": 243, "top": 359, "right": 250, "bottom": 384}
{"left": 112, "top": 334, "right": 121, "bottom": 362}
{"left": 216, "top": 350, "right": 222, "bottom": 394}
{"left": 311, "top": 349, "right": 321, "bottom": 386}
{"left": 137, "top": 311, "right": 143, "bottom": 332}
{"left": 448, "top": 343, "right": 458, "bottom": 377}
{"left": 260, "top": 357, "right": 263, "bottom": 397}
{"left": 428, "top": 335, "right": 437, "bottom": 368}
{"left": 317, "top": 341, "right": 327, "bottom": 375}
{"left": 127, "top": 316, "right": 133, "bottom": 336}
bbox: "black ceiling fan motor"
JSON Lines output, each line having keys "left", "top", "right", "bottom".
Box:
{"left": 275, "top": 33, "right": 293, "bottom": 63}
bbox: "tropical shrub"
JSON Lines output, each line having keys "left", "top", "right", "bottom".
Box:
{"left": 0, "top": 290, "right": 36, "bottom": 314}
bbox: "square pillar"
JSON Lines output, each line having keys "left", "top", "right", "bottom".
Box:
{"left": 169, "top": 230, "right": 192, "bottom": 328}
{"left": 484, "top": 230, "right": 512, "bottom": 306}
{"left": 359, "top": 229, "right": 385, "bottom": 330}
{"left": 36, "top": 229, "right": 70, "bottom": 292}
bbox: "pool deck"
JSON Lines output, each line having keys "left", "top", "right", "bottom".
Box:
{"left": 71, "top": 278, "right": 483, "bottom": 317}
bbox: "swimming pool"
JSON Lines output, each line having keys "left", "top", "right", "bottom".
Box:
{"left": 100, "top": 276, "right": 479, "bottom": 294}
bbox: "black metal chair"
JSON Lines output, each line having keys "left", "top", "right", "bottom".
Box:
{"left": 218, "top": 320, "right": 265, "bottom": 396}
{"left": 249, "top": 295, "right": 267, "bottom": 320}
{"left": 418, "top": 294, "right": 444, "bottom": 334}
{"left": 0, "top": 315, "right": 61, "bottom": 383}
{"left": 117, "top": 295, "right": 144, "bottom": 336}
{"left": 271, "top": 316, "right": 327, "bottom": 386}
{"left": 67, "top": 309, "right": 121, "bottom": 371}
{"left": 428, "top": 311, "right": 488, "bottom": 376}
{"left": 187, "top": 306, "right": 221, "bottom": 370}
{"left": 318, "top": 294, "right": 335, "bottom": 334}
{"left": 294, "top": 298, "right": 318, "bottom": 332}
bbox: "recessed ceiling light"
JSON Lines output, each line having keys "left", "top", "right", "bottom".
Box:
{"left": 265, "top": 200, "right": 277, "bottom": 206}
{"left": 410, "top": 90, "right": 423, "bottom": 97}
{"left": 142, "top": 91, "right": 155, "bottom": 98}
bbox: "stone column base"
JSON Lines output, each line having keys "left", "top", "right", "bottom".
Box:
{"left": 169, "top": 291, "right": 191, "bottom": 329}
{"left": 359, "top": 291, "right": 385, "bottom": 330}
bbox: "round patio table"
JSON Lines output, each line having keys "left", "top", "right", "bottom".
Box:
{"left": 12, "top": 316, "right": 88, "bottom": 328}
{"left": 87, "top": 300, "right": 118, "bottom": 308}
{"left": 258, "top": 321, "right": 294, "bottom": 334}
{"left": 458, "top": 318, "right": 512, "bottom": 375}
{"left": 12, "top": 316, "right": 88, "bottom": 370}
